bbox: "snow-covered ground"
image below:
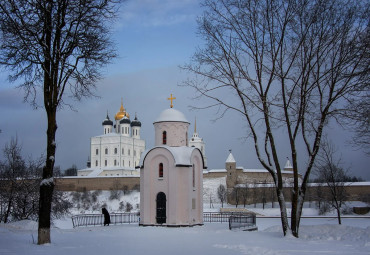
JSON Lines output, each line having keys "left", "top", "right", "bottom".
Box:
{"left": 1, "top": 217, "right": 370, "bottom": 255}
{"left": 1, "top": 190, "right": 369, "bottom": 254}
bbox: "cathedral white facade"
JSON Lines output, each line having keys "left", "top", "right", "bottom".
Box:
{"left": 78, "top": 101, "right": 145, "bottom": 177}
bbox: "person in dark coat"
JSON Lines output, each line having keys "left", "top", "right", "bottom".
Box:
{"left": 102, "top": 207, "right": 110, "bottom": 226}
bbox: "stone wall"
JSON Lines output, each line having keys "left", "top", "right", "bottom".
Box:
{"left": 226, "top": 183, "right": 370, "bottom": 205}
{"left": 55, "top": 176, "right": 140, "bottom": 192}
{"left": 55, "top": 176, "right": 370, "bottom": 207}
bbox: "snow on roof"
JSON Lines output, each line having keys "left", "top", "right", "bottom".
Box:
{"left": 78, "top": 167, "right": 138, "bottom": 177}
{"left": 140, "top": 145, "right": 202, "bottom": 167}
{"left": 284, "top": 158, "right": 293, "bottom": 170}
{"left": 94, "top": 133, "right": 120, "bottom": 138}
{"left": 204, "top": 169, "right": 227, "bottom": 173}
{"left": 226, "top": 152, "right": 236, "bottom": 163}
{"left": 242, "top": 168, "right": 269, "bottom": 173}
{"left": 153, "top": 108, "right": 189, "bottom": 123}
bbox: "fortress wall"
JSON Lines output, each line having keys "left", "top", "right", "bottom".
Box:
{"left": 55, "top": 175, "right": 370, "bottom": 206}
{"left": 55, "top": 177, "right": 140, "bottom": 192}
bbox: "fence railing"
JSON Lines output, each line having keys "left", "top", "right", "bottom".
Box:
{"left": 71, "top": 212, "right": 257, "bottom": 228}
{"left": 228, "top": 213, "right": 257, "bottom": 231}
{"left": 203, "top": 212, "right": 254, "bottom": 223}
{"left": 71, "top": 211, "right": 370, "bottom": 228}
{"left": 71, "top": 212, "right": 140, "bottom": 228}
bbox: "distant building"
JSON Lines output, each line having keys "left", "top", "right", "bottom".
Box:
{"left": 78, "top": 100, "right": 145, "bottom": 177}
{"left": 203, "top": 151, "right": 296, "bottom": 205}
{"left": 140, "top": 97, "right": 205, "bottom": 226}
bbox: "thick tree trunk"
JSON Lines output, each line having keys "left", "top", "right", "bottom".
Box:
{"left": 38, "top": 1, "right": 55, "bottom": 245}
{"left": 4, "top": 198, "right": 12, "bottom": 223}
{"left": 336, "top": 207, "right": 342, "bottom": 224}
{"left": 276, "top": 187, "right": 290, "bottom": 236}
{"left": 38, "top": 114, "right": 56, "bottom": 244}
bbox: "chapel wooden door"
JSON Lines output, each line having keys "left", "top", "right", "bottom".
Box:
{"left": 156, "top": 192, "right": 166, "bottom": 224}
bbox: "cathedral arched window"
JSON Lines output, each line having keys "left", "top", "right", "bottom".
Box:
{"left": 96, "top": 149, "right": 99, "bottom": 155}
{"left": 162, "top": 131, "right": 167, "bottom": 145}
{"left": 192, "top": 164, "right": 195, "bottom": 188}
{"left": 105, "top": 160, "right": 107, "bottom": 166}
{"left": 128, "top": 149, "right": 130, "bottom": 156}
{"left": 159, "top": 163, "right": 163, "bottom": 178}
{"left": 95, "top": 160, "right": 98, "bottom": 167}
{"left": 105, "top": 148, "right": 108, "bottom": 155}
{"left": 114, "top": 159, "right": 117, "bottom": 166}
{"left": 114, "top": 148, "right": 117, "bottom": 154}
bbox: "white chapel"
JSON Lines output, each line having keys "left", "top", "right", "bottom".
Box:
{"left": 139, "top": 95, "right": 205, "bottom": 226}
{"left": 78, "top": 100, "right": 145, "bottom": 177}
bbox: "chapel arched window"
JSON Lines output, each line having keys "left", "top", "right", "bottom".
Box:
{"left": 162, "top": 131, "right": 167, "bottom": 145}
{"left": 159, "top": 163, "right": 163, "bottom": 178}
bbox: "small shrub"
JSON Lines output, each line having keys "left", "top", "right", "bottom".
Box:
{"left": 341, "top": 205, "right": 352, "bottom": 215}
{"left": 125, "top": 202, "right": 133, "bottom": 212}
{"left": 319, "top": 202, "right": 331, "bottom": 215}
{"left": 119, "top": 201, "right": 125, "bottom": 211}
{"left": 109, "top": 190, "right": 121, "bottom": 200}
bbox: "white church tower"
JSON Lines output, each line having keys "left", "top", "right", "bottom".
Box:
{"left": 139, "top": 94, "right": 205, "bottom": 226}
{"left": 189, "top": 118, "right": 207, "bottom": 167}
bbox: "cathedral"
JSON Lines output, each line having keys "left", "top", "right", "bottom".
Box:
{"left": 77, "top": 100, "right": 146, "bottom": 177}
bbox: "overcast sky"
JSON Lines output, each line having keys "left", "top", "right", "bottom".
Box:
{"left": 0, "top": 0, "right": 369, "bottom": 180}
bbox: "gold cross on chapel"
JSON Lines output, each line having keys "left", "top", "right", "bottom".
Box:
{"left": 167, "top": 93, "right": 176, "bottom": 108}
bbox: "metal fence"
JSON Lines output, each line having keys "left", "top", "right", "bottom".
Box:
{"left": 71, "top": 212, "right": 257, "bottom": 228}
{"left": 71, "top": 211, "right": 370, "bottom": 228}
{"left": 71, "top": 212, "right": 140, "bottom": 228}
{"left": 228, "top": 213, "right": 257, "bottom": 231}
{"left": 203, "top": 212, "right": 254, "bottom": 223}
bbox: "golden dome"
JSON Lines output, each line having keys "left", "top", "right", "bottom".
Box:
{"left": 115, "top": 100, "right": 130, "bottom": 120}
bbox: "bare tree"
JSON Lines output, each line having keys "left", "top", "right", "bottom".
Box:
{"left": 314, "top": 140, "right": 349, "bottom": 224}
{"left": 252, "top": 180, "right": 258, "bottom": 208}
{"left": 0, "top": 0, "right": 121, "bottom": 244}
{"left": 0, "top": 137, "right": 71, "bottom": 222}
{"left": 231, "top": 186, "right": 240, "bottom": 207}
{"left": 261, "top": 180, "right": 268, "bottom": 210}
{"left": 240, "top": 184, "right": 248, "bottom": 208}
{"left": 0, "top": 137, "right": 26, "bottom": 223}
{"left": 183, "top": 0, "right": 369, "bottom": 237}
{"left": 217, "top": 184, "right": 227, "bottom": 208}
{"left": 63, "top": 165, "right": 77, "bottom": 176}
{"left": 314, "top": 183, "right": 325, "bottom": 211}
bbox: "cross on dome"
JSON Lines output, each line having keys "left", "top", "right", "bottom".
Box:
{"left": 167, "top": 93, "right": 176, "bottom": 108}
{"left": 115, "top": 98, "right": 130, "bottom": 120}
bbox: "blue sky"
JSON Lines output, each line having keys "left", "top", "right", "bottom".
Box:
{"left": 0, "top": 0, "right": 369, "bottom": 180}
